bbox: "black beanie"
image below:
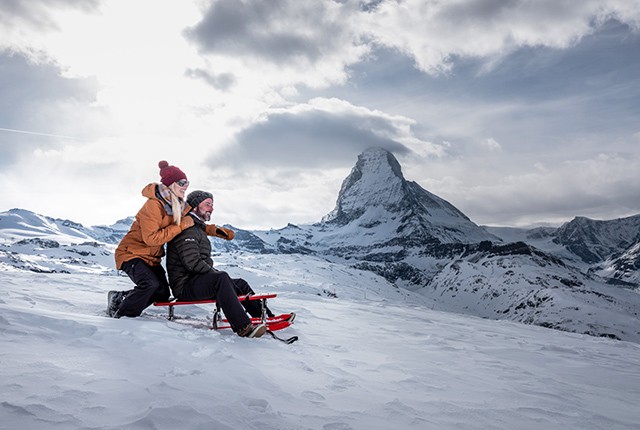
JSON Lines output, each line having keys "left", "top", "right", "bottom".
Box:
{"left": 186, "top": 190, "right": 213, "bottom": 209}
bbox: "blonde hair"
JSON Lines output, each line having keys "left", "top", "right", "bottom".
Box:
{"left": 168, "top": 182, "right": 184, "bottom": 225}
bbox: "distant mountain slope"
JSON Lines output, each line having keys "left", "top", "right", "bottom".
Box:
{"left": 0, "top": 208, "right": 96, "bottom": 245}
{"left": 595, "top": 241, "right": 640, "bottom": 286}
{"left": 553, "top": 215, "right": 640, "bottom": 263}
{"left": 0, "top": 208, "right": 132, "bottom": 245}
{"left": 487, "top": 215, "right": 640, "bottom": 286}
{"left": 0, "top": 208, "right": 129, "bottom": 274}
{"left": 422, "top": 241, "right": 640, "bottom": 341}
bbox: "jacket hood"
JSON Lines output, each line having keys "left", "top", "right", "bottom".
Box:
{"left": 142, "top": 183, "right": 160, "bottom": 200}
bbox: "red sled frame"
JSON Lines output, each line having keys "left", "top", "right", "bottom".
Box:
{"left": 153, "top": 293, "right": 279, "bottom": 330}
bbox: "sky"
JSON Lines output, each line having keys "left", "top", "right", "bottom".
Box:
{"left": 1, "top": 0, "right": 639, "bottom": 230}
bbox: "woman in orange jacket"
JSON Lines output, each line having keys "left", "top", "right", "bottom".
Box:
{"left": 107, "top": 160, "right": 194, "bottom": 318}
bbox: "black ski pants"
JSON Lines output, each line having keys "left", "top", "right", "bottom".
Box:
{"left": 177, "top": 270, "right": 261, "bottom": 332}
{"left": 119, "top": 258, "right": 171, "bottom": 317}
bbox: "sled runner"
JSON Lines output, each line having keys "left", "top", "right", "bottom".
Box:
{"left": 153, "top": 293, "right": 297, "bottom": 343}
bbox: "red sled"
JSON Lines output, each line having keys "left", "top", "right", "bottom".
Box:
{"left": 153, "top": 293, "right": 294, "bottom": 332}
{"left": 215, "top": 313, "right": 296, "bottom": 331}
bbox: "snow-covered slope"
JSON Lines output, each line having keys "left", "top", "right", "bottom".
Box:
{"left": 2, "top": 256, "right": 640, "bottom": 430}
{"left": 0, "top": 238, "right": 116, "bottom": 274}
{"left": 487, "top": 215, "right": 640, "bottom": 286}
{"left": 422, "top": 242, "right": 640, "bottom": 341}
{"left": 554, "top": 215, "right": 640, "bottom": 264}
{"left": 0, "top": 208, "right": 132, "bottom": 245}
{"left": 596, "top": 241, "right": 640, "bottom": 286}
{"left": 0, "top": 208, "right": 97, "bottom": 245}
{"left": 0, "top": 209, "right": 126, "bottom": 274}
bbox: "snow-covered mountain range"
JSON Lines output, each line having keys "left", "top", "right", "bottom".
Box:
{"left": 1, "top": 147, "right": 639, "bottom": 342}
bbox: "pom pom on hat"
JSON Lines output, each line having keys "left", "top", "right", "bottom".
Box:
{"left": 158, "top": 160, "right": 187, "bottom": 186}
{"left": 187, "top": 190, "right": 213, "bottom": 209}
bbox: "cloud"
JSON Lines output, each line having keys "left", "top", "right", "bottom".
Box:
{"left": 0, "top": 52, "right": 100, "bottom": 167}
{"left": 361, "top": 0, "right": 640, "bottom": 74}
{"left": 180, "top": 1, "right": 640, "bottom": 132}
{"left": 185, "top": 0, "right": 346, "bottom": 63}
{"left": 430, "top": 149, "right": 640, "bottom": 227}
{"left": 0, "top": 0, "right": 638, "bottom": 229}
{"left": 207, "top": 98, "right": 445, "bottom": 170}
{"left": 183, "top": 0, "right": 369, "bottom": 90}
{"left": 481, "top": 138, "right": 501, "bottom": 151}
{"left": 0, "top": 0, "right": 99, "bottom": 32}
{"left": 330, "top": 19, "right": 640, "bottom": 160}
{"left": 184, "top": 68, "right": 236, "bottom": 91}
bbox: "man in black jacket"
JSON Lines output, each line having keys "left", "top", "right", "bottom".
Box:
{"left": 166, "top": 190, "right": 268, "bottom": 338}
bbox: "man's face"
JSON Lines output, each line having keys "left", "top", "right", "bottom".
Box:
{"left": 195, "top": 198, "right": 213, "bottom": 221}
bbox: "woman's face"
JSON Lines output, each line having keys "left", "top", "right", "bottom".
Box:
{"left": 172, "top": 179, "right": 189, "bottom": 198}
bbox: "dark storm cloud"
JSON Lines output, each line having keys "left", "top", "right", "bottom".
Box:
{"left": 184, "top": 0, "right": 345, "bottom": 64}
{"left": 0, "top": 52, "right": 98, "bottom": 167}
{"left": 209, "top": 107, "right": 412, "bottom": 169}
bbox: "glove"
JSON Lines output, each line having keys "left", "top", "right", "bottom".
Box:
{"left": 215, "top": 227, "right": 235, "bottom": 240}
{"left": 180, "top": 216, "right": 194, "bottom": 230}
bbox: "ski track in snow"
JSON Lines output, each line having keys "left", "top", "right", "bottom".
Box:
{"left": 2, "top": 255, "right": 640, "bottom": 430}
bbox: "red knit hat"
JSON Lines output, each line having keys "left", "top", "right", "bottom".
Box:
{"left": 158, "top": 160, "right": 187, "bottom": 186}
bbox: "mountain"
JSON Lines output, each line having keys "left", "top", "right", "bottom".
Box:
{"left": 0, "top": 208, "right": 132, "bottom": 245}
{"left": 322, "top": 147, "right": 496, "bottom": 244}
{"left": 0, "top": 208, "right": 129, "bottom": 273}
{"left": 241, "top": 148, "right": 640, "bottom": 342}
{"left": 487, "top": 215, "right": 640, "bottom": 286}
{"left": 553, "top": 215, "right": 640, "bottom": 264}
{"left": 594, "top": 241, "right": 640, "bottom": 286}
{"left": 0, "top": 208, "right": 99, "bottom": 245}
{"left": 245, "top": 147, "right": 500, "bottom": 285}
{"left": 1, "top": 148, "right": 639, "bottom": 343}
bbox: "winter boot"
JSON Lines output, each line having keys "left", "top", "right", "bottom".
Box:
{"left": 238, "top": 323, "right": 267, "bottom": 338}
{"left": 106, "top": 290, "right": 124, "bottom": 318}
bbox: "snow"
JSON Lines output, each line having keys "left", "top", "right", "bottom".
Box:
{"left": 2, "top": 253, "right": 640, "bottom": 430}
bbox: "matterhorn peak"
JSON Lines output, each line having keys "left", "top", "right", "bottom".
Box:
{"left": 325, "top": 147, "right": 406, "bottom": 223}
{"left": 323, "top": 147, "right": 495, "bottom": 244}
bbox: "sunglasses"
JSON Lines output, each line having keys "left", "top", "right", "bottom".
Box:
{"left": 176, "top": 179, "right": 189, "bottom": 187}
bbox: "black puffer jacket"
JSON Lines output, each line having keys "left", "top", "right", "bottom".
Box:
{"left": 166, "top": 214, "right": 214, "bottom": 298}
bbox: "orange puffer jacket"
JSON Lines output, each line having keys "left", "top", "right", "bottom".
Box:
{"left": 115, "top": 183, "right": 190, "bottom": 269}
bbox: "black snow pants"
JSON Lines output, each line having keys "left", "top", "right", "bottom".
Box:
{"left": 176, "top": 270, "right": 261, "bottom": 332}
{"left": 119, "top": 258, "right": 171, "bottom": 317}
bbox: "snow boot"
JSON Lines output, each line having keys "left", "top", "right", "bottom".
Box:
{"left": 238, "top": 323, "right": 267, "bottom": 338}
{"left": 106, "top": 290, "right": 125, "bottom": 318}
